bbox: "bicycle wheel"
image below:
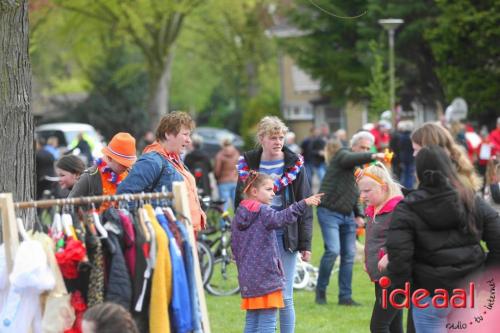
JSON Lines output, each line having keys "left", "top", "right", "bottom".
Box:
{"left": 205, "top": 256, "right": 240, "bottom": 296}
{"left": 197, "top": 241, "right": 214, "bottom": 286}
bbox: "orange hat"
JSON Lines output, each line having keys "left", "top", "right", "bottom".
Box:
{"left": 102, "top": 132, "right": 137, "bottom": 168}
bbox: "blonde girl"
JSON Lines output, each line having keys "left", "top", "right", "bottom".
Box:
{"left": 356, "top": 162, "right": 404, "bottom": 333}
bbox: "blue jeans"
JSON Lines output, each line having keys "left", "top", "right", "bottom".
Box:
{"left": 218, "top": 182, "right": 237, "bottom": 211}
{"left": 305, "top": 163, "right": 326, "bottom": 184}
{"left": 316, "top": 207, "right": 357, "bottom": 301}
{"left": 314, "top": 163, "right": 326, "bottom": 183}
{"left": 400, "top": 162, "right": 415, "bottom": 190}
{"left": 275, "top": 229, "right": 297, "bottom": 333}
{"left": 412, "top": 296, "right": 452, "bottom": 333}
{"left": 244, "top": 309, "right": 277, "bottom": 333}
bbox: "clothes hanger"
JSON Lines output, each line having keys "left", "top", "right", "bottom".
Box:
{"left": 51, "top": 210, "right": 63, "bottom": 236}
{"left": 16, "top": 217, "right": 30, "bottom": 241}
{"left": 91, "top": 203, "right": 108, "bottom": 239}
{"left": 61, "top": 209, "right": 77, "bottom": 240}
{"left": 164, "top": 206, "right": 177, "bottom": 223}
{"left": 33, "top": 208, "right": 45, "bottom": 233}
{"left": 137, "top": 207, "right": 151, "bottom": 242}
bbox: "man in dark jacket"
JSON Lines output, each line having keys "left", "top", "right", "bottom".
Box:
{"left": 184, "top": 134, "right": 213, "bottom": 197}
{"left": 316, "top": 131, "right": 385, "bottom": 305}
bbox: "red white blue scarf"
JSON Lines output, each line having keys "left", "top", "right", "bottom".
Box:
{"left": 237, "top": 154, "right": 304, "bottom": 193}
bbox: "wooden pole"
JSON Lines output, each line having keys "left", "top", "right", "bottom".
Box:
{"left": 172, "top": 181, "right": 211, "bottom": 333}
{"left": 0, "top": 193, "right": 20, "bottom": 273}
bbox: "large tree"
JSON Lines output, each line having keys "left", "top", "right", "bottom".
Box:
{"left": 174, "top": 0, "right": 280, "bottom": 136}
{"left": 49, "top": 0, "right": 203, "bottom": 128}
{"left": 285, "top": 0, "right": 444, "bottom": 111}
{"left": 426, "top": 0, "right": 500, "bottom": 124}
{"left": 0, "top": 0, "right": 35, "bottom": 202}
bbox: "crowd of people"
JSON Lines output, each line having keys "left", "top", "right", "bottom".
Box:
{"left": 32, "top": 113, "right": 500, "bottom": 333}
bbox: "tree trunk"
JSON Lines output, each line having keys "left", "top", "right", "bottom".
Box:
{"left": 147, "top": 52, "right": 174, "bottom": 129}
{"left": 0, "top": 0, "right": 34, "bottom": 205}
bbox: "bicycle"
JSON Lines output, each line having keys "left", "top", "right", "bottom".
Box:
{"left": 197, "top": 197, "right": 240, "bottom": 296}
{"left": 293, "top": 257, "right": 321, "bottom": 291}
{"left": 197, "top": 240, "right": 214, "bottom": 286}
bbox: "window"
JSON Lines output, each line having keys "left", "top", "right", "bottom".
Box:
{"left": 283, "top": 103, "right": 314, "bottom": 120}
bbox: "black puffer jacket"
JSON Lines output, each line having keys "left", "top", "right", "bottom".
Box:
{"left": 102, "top": 208, "right": 133, "bottom": 309}
{"left": 235, "top": 146, "right": 313, "bottom": 252}
{"left": 386, "top": 182, "right": 500, "bottom": 293}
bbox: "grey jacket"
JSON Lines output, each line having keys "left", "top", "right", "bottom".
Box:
{"left": 69, "top": 165, "right": 102, "bottom": 198}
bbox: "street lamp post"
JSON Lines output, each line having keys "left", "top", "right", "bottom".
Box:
{"left": 378, "top": 18, "right": 404, "bottom": 126}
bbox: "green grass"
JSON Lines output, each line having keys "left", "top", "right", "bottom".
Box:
{"left": 205, "top": 210, "right": 398, "bottom": 332}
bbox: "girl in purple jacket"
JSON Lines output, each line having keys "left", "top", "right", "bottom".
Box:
{"left": 231, "top": 171, "right": 322, "bottom": 333}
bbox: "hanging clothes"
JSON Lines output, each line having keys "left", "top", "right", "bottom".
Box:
{"left": 145, "top": 204, "right": 172, "bottom": 333}
{"left": 156, "top": 208, "right": 193, "bottom": 333}
{"left": 0, "top": 241, "right": 55, "bottom": 333}
{"left": 101, "top": 208, "right": 132, "bottom": 310}
{"left": 131, "top": 209, "right": 151, "bottom": 332}
{"left": 118, "top": 209, "right": 137, "bottom": 278}
{"left": 4, "top": 189, "right": 204, "bottom": 333}
{"left": 85, "top": 223, "right": 105, "bottom": 308}
{"left": 175, "top": 220, "right": 203, "bottom": 332}
{"left": 30, "top": 232, "right": 75, "bottom": 333}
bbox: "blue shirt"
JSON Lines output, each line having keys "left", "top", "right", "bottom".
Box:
{"left": 259, "top": 159, "right": 284, "bottom": 209}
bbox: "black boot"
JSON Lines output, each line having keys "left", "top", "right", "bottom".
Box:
{"left": 315, "top": 289, "right": 327, "bottom": 305}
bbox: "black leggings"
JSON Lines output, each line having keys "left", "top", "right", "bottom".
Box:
{"left": 370, "top": 283, "right": 404, "bottom": 333}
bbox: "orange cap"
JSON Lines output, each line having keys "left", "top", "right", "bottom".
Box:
{"left": 102, "top": 132, "right": 137, "bottom": 168}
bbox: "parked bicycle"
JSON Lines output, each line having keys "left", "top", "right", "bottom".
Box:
{"left": 197, "top": 197, "right": 240, "bottom": 296}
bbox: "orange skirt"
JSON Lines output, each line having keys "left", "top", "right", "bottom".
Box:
{"left": 241, "top": 290, "right": 284, "bottom": 310}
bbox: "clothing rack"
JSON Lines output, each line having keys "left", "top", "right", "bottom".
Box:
{"left": 14, "top": 191, "right": 174, "bottom": 209}
{"left": 0, "top": 181, "right": 211, "bottom": 333}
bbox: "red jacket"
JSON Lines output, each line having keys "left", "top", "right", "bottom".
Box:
{"left": 489, "top": 129, "right": 500, "bottom": 152}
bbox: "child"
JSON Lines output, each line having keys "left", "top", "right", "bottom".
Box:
{"left": 231, "top": 171, "right": 323, "bottom": 333}
{"left": 356, "top": 162, "right": 404, "bottom": 333}
{"left": 82, "top": 302, "right": 139, "bottom": 333}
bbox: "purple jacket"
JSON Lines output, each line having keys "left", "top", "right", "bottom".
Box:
{"left": 231, "top": 199, "right": 307, "bottom": 298}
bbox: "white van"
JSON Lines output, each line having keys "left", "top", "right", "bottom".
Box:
{"left": 35, "top": 122, "right": 104, "bottom": 160}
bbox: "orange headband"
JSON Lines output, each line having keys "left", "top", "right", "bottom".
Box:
{"left": 243, "top": 171, "right": 260, "bottom": 193}
{"left": 354, "top": 168, "right": 386, "bottom": 186}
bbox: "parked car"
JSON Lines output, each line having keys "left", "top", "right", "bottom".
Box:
{"left": 35, "top": 122, "right": 104, "bottom": 163}
{"left": 193, "top": 127, "right": 244, "bottom": 156}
